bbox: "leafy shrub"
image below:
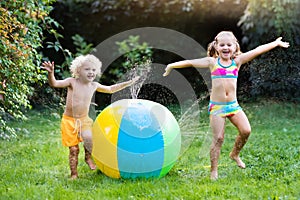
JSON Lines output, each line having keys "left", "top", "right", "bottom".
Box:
{"left": 0, "top": 0, "right": 56, "bottom": 139}
{"left": 238, "top": 0, "right": 300, "bottom": 101}
{"left": 115, "top": 35, "right": 153, "bottom": 79}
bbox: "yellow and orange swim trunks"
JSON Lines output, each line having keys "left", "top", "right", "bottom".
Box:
{"left": 60, "top": 114, "right": 93, "bottom": 147}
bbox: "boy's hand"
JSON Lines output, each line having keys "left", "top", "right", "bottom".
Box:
{"left": 276, "top": 37, "right": 290, "bottom": 48}
{"left": 2, "top": 80, "right": 6, "bottom": 89}
{"left": 163, "top": 64, "right": 172, "bottom": 76}
{"left": 41, "top": 61, "right": 55, "bottom": 73}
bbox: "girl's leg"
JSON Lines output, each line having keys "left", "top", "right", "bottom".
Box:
{"left": 69, "top": 145, "right": 79, "bottom": 179}
{"left": 210, "top": 115, "right": 226, "bottom": 180}
{"left": 228, "top": 110, "right": 251, "bottom": 168}
{"left": 81, "top": 130, "right": 96, "bottom": 170}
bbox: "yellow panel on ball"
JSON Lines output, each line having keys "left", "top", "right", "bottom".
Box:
{"left": 92, "top": 105, "right": 125, "bottom": 178}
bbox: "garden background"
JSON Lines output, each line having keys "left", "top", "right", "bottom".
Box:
{"left": 0, "top": 0, "right": 299, "bottom": 199}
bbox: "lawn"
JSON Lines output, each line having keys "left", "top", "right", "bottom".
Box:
{"left": 0, "top": 101, "right": 299, "bottom": 200}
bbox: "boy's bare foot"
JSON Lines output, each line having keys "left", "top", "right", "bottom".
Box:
{"left": 210, "top": 170, "right": 218, "bottom": 180}
{"left": 229, "top": 152, "right": 246, "bottom": 169}
{"left": 85, "top": 158, "right": 96, "bottom": 170}
{"left": 70, "top": 174, "right": 78, "bottom": 180}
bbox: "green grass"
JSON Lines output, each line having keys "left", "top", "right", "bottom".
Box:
{"left": 1, "top": 102, "right": 299, "bottom": 200}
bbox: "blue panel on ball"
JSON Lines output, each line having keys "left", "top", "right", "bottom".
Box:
{"left": 117, "top": 103, "right": 164, "bottom": 178}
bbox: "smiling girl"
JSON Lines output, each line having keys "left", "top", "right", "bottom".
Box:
{"left": 163, "top": 31, "right": 289, "bottom": 180}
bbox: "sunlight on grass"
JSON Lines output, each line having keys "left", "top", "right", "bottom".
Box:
{"left": 0, "top": 102, "right": 299, "bottom": 199}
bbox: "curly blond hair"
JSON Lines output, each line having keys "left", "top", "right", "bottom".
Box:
{"left": 207, "top": 31, "right": 242, "bottom": 59}
{"left": 70, "top": 54, "right": 102, "bottom": 78}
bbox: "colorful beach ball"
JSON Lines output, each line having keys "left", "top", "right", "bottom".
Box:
{"left": 92, "top": 99, "right": 181, "bottom": 179}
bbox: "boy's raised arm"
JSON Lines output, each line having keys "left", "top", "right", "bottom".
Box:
{"left": 41, "top": 61, "right": 71, "bottom": 88}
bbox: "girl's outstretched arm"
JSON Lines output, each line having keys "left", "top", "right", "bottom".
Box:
{"left": 237, "top": 37, "right": 290, "bottom": 65}
{"left": 163, "top": 57, "right": 214, "bottom": 76}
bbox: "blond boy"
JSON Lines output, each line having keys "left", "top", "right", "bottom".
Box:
{"left": 42, "top": 54, "right": 138, "bottom": 179}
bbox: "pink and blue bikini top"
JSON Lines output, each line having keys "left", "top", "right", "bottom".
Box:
{"left": 211, "top": 58, "right": 238, "bottom": 79}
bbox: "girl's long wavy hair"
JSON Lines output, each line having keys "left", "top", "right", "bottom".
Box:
{"left": 207, "top": 31, "right": 242, "bottom": 59}
{"left": 70, "top": 54, "right": 102, "bottom": 78}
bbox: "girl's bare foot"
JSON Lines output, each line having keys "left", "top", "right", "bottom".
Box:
{"left": 85, "top": 158, "right": 96, "bottom": 170}
{"left": 210, "top": 170, "right": 218, "bottom": 180}
{"left": 229, "top": 152, "right": 246, "bottom": 169}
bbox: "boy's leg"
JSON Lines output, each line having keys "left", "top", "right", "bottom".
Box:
{"left": 81, "top": 130, "right": 96, "bottom": 170}
{"left": 84, "top": 146, "right": 96, "bottom": 170}
{"left": 209, "top": 115, "right": 226, "bottom": 180}
{"left": 229, "top": 111, "right": 251, "bottom": 168}
{"left": 69, "top": 145, "right": 79, "bottom": 179}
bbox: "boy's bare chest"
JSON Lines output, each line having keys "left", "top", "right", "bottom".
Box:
{"left": 70, "top": 83, "right": 96, "bottom": 101}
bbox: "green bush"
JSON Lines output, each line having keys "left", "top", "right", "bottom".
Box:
{"left": 238, "top": 0, "right": 300, "bottom": 101}
{"left": 0, "top": 0, "right": 57, "bottom": 139}
{"left": 115, "top": 35, "right": 153, "bottom": 79}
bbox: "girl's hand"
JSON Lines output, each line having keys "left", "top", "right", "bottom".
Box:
{"left": 276, "top": 37, "right": 290, "bottom": 48}
{"left": 163, "top": 64, "right": 172, "bottom": 76}
{"left": 131, "top": 76, "right": 140, "bottom": 84}
{"left": 41, "top": 61, "right": 55, "bottom": 73}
